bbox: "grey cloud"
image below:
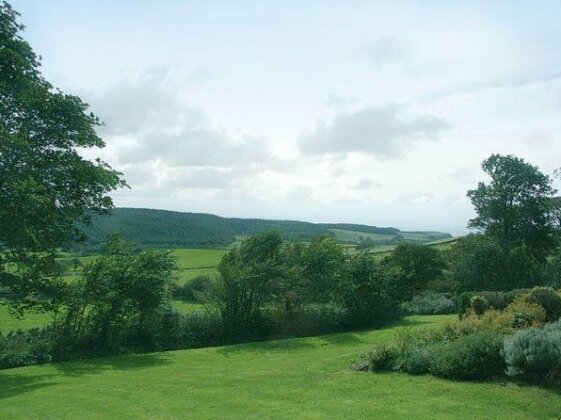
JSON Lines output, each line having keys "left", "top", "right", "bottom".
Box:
{"left": 299, "top": 106, "right": 450, "bottom": 158}
{"left": 119, "top": 130, "right": 269, "bottom": 168}
{"left": 168, "top": 168, "right": 239, "bottom": 189}
{"left": 85, "top": 76, "right": 272, "bottom": 191}
{"left": 89, "top": 77, "right": 271, "bottom": 168}
{"left": 364, "top": 37, "right": 407, "bottom": 66}
{"left": 353, "top": 177, "right": 382, "bottom": 190}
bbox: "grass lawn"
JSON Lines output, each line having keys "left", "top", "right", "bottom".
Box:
{"left": 1, "top": 314, "right": 559, "bottom": 419}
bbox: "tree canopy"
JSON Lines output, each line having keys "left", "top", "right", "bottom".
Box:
{"left": 0, "top": 2, "right": 125, "bottom": 310}
{"left": 467, "top": 154, "right": 557, "bottom": 259}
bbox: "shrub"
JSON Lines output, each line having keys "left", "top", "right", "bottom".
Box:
{"left": 458, "top": 290, "right": 528, "bottom": 318}
{"left": 454, "top": 309, "right": 514, "bottom": 336}
{"left": 503, "top": 319, "right": 561, "bottom": 382}
{"left": 470, "top": 295, "right": 489, "bottom": 316}
{"left": 171, "top": 276, "right": 213, "bottom": 302}
{"left": 0, "top": 328, "right": 54, "bottom": 369}
{"left": 401, "top": 292, "right": 456, "bottom": 315}
{"left": 506, "top": 296, "right": 547, "bottom": 328}
{"left": 525, "top": 287, "right": 561, "bottom": 322}
{"left": 367, "top": 344, "right": 398, "bottom": 372}
{"left": 181, "top": 309, "right": 225, "bottom": 347}
{"left": 400, "top": 344, "right": 436, "bottom": 375}
{"left": 273, "top": 303, "right": 347, "bottom": 337}
{"left": 430, "top": 331, "right": 505, "bottom": 380}
{"left": 457, "top": 292, "right": 475, "bottom": 318}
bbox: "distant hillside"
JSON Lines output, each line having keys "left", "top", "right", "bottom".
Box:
{"left": 77, "top": 208, "right": 452, "bottom": 251}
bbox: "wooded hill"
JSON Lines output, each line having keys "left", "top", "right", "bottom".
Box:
{"left": 76, "top": 208, "right": 452, "bottom": 251}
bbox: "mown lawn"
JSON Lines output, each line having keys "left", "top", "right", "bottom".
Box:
{"left": 1, "top": 314, "right": 559, "bottom": 419}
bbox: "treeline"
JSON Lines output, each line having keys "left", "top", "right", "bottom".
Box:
{"left": 0, "top": 233, "right": 426, "bottom": 369}
{"left": 76, "top": 208, "right": 450, "bottom": 252}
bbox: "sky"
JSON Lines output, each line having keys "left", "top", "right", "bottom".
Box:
{"left": 11, "top": 0, "right": 561, "bottom": 234}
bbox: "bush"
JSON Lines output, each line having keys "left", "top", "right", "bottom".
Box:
{"left": 470, "top": 295, "right": 489, "bottom": 316}
{"left": 367, "top": 344, "right": 398, "bottom": 372}
{"left": 454, "top": 309, "right": 514, "bottom": 336}
{"left": 430, "top": 331, "right": 505, "bottom": 380}
{"left": 181, "top": 309, "right": 225, "bottom": 347}
{"left": 171, "top": 276, "right": 213, "bottom": 302}
{"left": 400, "top": 344, "right": 436, "bottom": 375}
{"left": 503, "top": 319, "right": 561, "bottom": 383}
{"left": 0, "top": 328, "right": 54, "bottom": 369}
{"left": 506, "top": 296, "right": 547, "bottom": 328}
{"left": 525, "top": 287, "right": 561, "bottom": 322}
{"left": 401, "top": 292, "right": 456, "bottom": 315}
{"left": 273, "top": 303, "right": 347, "bottom": 337}
{"left": 458, "top": 290, "right": 528, "bottom": 318}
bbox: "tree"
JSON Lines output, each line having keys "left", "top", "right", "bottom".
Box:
{"left": 298, "top": 236, "right": 346, "bottom": 302}
{"left": 56, "top": 236, "right": 177, "bottom": 354}
{"left": 467, "top": 154, "right": 556, "bottom": 260}
{"left": 338, "top": 253, "right": 402, "bottom": 328}
{"left": 447, "top": 234, "right": 543, "bottom": 291}
{"left": 214, "top": 231, "right": 285, "bottom": 337}
{"left": 384, "top": 243, "right": 444, "bottom": 300}
{"left": 0, "top": 3, "right": 125, "bottom": 312}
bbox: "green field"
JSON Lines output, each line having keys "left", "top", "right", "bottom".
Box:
{"left": 0, "top": 305, "right": 52, "bottom": 334}
{"left": 0, "top": 314, "right": 559, "bottom": 419}
{"left": 172, "top": 248, "right": 226, "bottom": 284}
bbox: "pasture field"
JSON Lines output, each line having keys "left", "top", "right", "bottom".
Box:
{"left": 0, "top": 306, "right": 52, "bottom": 334}
{"left": 172, "top": 248, "right": 226, "bottom": 284}
{"left": 1, "top": 314, "right": 559, "bottom": 419}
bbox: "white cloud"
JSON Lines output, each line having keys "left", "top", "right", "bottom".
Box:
{"left": 299, "top": 106, "right": 450, "bottom": 158}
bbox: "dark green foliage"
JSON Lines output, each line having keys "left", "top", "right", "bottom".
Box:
{"left": 0, "top": 2, "right": 125, "bottom": 312}
{"left": 55, "top": 236, "right": 177, "bottom": 355}
{"left": 366, "top": 344, "right": 399, "bottom": 372}
{"left": 367, "top": 330, "right": 505, "bottom": 380}
{"left": 214, "top": 231, "right": 284, "bottom": 338}
{"left": 458, "top": 290, "right": 528, "bottom": 318}
{"left": 298, "top": 236, "right": 346, "bottom": 302}
{"left": 467, "top": 154, "right": 557, "bottom": 260}
{"left": 401, "top": 292, "right": 457, "bottom": 315}
{"left": 448, "top": 235, "right": 543, "bottom": 291}
{"left": 78, "top": 208, "right": 451, "bottom": 251}
{"left": 272, "top": 303, "right": 347, "bottom": 337}
{"left": 546, "top": 246, "right": 561, "bottom": 288}
{"left": 171, "top": 276, "right": 213, "bottom": 302}
{"left": 503, "top": 319, "right": 561, "bottom": 382}
{"left": 0, "top": 328, "right": 53, "bottom": 369}
{"left": 525, "top": 287, "right": 561, "bottom": 322}
{"left": 470, "top": 295, "right": 489, "bottom": 316}
{"left": 384, "top": 243, "right": 445, "bottom": 300}
{"left": 429, "top": 332, "right": 505, "bottom": 380}
{"left": 339, "top": 253, "right": 403, "bottom": 328}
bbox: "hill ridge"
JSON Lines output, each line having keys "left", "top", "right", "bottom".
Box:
{"left": 79, "top": 207, "right": 451, "bottom": 250}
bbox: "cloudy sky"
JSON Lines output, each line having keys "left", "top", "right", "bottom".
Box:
{"left": 13, "top": 0, "right": 561, "bottom": 234}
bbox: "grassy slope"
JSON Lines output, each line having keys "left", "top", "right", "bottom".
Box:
{"left": 1, "top": 315, "right": 559, "bottom": 419}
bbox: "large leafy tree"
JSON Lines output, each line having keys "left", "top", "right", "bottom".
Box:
{"left": 0, "top": 3, "right": 125, "bottom": 312}
{"left": 384, "top": 243, "right": 444, "bottom": 300}
{"left": 467, "top": 154, "right": 556, "bottom": 260}
{"left": 215, "top": 231, "right": 285, "bottom": 337}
